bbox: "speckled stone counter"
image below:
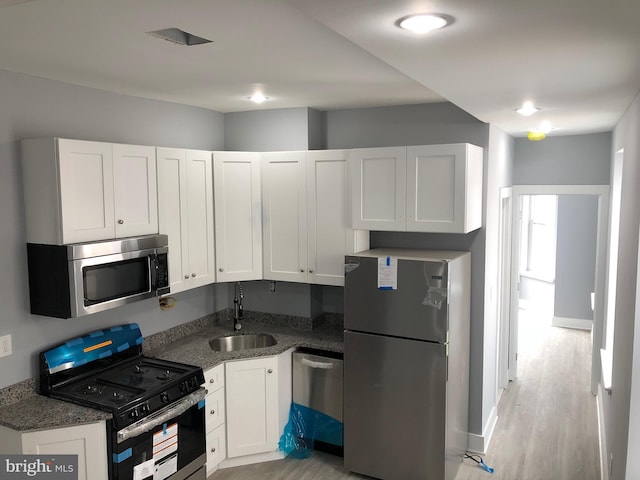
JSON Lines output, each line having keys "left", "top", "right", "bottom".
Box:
{"left": 146, "top": 320, "right": 344, "bottom": 371}
{"left": 0, "top": 312, "right": 343, "bottom": 432}
{"left": 0, "top": 396, "right": 112, "bottom": 431}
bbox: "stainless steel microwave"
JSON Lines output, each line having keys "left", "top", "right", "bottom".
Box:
{"left": 27, "top": 234, "right": 169, "bottom": 318}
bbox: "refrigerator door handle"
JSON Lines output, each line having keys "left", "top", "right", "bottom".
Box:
{"left": 301, "top": 358, "right": 335, "bottom": 369}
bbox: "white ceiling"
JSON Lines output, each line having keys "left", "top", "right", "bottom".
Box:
{"left": 1, "top": 0, "right": 639, "bottom": 137}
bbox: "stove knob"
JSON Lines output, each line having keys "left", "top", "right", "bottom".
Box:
{"left": 180, "top": 382, "right": 188, "bottom": 393}
{"left": 160, "top": 392, "right": 170, "bottom": 404}
{"left": 129, "top": 408, "right": 139, "bottom": 420}
{"left": 140, "top": 403, "right": 150, "bottom": 414}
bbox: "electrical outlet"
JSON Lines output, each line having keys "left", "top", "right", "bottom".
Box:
{"left": 0, "top": 334, "right": 12, "bottom": 358}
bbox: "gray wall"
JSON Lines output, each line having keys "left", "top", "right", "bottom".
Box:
{"left": 609, "top": 90, "right": 640, "bottom": 479}
{"left": 514, "top": 132, "right": 612, "bottom": 185}
{"left": 554, "top": 195, "right": 598, "bottom": 320}
{"left": 224, "top": 108, "right": 312, "bottom": 151}
{"left": 0, "top": 69, "right": 229, "bottom": 388}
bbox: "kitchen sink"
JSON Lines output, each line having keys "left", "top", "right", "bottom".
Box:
{"left": 209, "top": 333, "right": 277, "bottom": 352}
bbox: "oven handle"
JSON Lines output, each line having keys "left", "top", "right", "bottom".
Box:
{"left": 116, "top": 388, "right": 206, "bottom": 444}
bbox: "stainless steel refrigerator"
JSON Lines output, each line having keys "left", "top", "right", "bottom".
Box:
{"left": 344, "top": 249, "right": 471, "bottom": 480}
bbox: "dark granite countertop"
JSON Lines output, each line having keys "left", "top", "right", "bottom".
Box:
{"left": 0, "top": 317, "right": 343, "bottom": 432}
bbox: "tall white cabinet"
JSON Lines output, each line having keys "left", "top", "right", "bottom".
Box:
{"left": 157, "top": 147, "right": 216, "bottom": 294}
{"left": 350, "top": 143, "right": 483, "bottom": 233}
{"left": 213, "top": 152, "right": 263, "bottom": 282}
{"left": 21, "top": 138, "right": 158, "bottom": 244}
{"left": 262, "top": 150, "right": 369, "bottom": 286}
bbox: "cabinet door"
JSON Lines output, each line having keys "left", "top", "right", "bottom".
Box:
{"left": 307, "top": 149, "right": 351, "bottom": 286}
{"left": 206, "top": 424, "right": 227, "bottom": 475}
{"left": 157, "top": 147, "right": 190, "bottom": 293}
{"left": 225, "top": 357, "right": 278, "bottom": 458}
{"left": 112, "top": 143, "right": 158, "bottom": 238}
{"left": 213, "top": 152, "right": 263, "bottom": 282}
{"left": 350, "top": 147, "right": 406, "bottom": 231}
{"left": 58, "top": 139, "right": 115, "bottom": 243}
{"left": 406, "top": 144, "right": 482, "bottom": 233}
{"left": 262, "top": 151, "right": 308, "bottom": 283}
{"left": 22, "top": 421, "right": 109, "bottom": 480}
{"left": 185, "top": 149, "right": 216, "bottom": 288}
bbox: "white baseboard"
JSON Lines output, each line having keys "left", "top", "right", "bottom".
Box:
{"left": 218, "top": 450, "right": 284, "bottom": 469}
{"left": 597, "top": 385, "right": 610, "bottom": 480}
{"left": 467, "top": 406, "right": 498, "bottom": 454}
{"left": 552, "top": 316, "right": 592, "bottom": 331}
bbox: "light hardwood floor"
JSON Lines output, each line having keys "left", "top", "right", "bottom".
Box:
{"left": 208, "top": 314, "right": 600, "bottom": 480}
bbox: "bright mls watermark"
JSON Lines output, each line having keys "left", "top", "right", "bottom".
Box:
{"left": 0, "top": 455, "right": 77, "bottom": 479}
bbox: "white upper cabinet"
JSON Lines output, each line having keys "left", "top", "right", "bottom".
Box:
{"left": 262, "top": 150, "right": 369, "bottom": 286}
{"left": 350, "top": 143, "right": 483, "bottom": 233}
{"left": 262, "top": 151, "right": 308, "bottom": 283}
{"left": 112, "top": 143, "right": 158, "bottom": 238}
{"left": 21, "top": 138, "right": 158, "bottom": 244}
{"left": 213, "top": 151, "right": 263, "bottom": 282}
{"left": 157, "top": 147, "right": 215, "bottom": 293}
{"left": 350, "top": 146, "right": 407, "bottom": 231}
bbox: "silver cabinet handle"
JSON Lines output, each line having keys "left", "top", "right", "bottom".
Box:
{"left": 210, "top": 409, "right": 215, "bottom": 415}
{"left": 209, "top": 378, "right": 215, "bottom": 384}
{"left": 219, "top": 268, "right": 224, "bottom": 272}
{"left": 300, "top": 269, "right": 304, "bottom": 273}
{"left": 191, "top": 273, "right": 196, "bottom": 277}
{"left": 184, "top": 275, "right": 189, "bottom": 279}
{"left": 267, "top": 369, "right": 273, "bottom": 374}
{"left": 309, "top": 270, "right": 314, "bottom": 273}
{"left": 117, "top": 219, "right": 124, "bottom": 224}
{"left": 211, "top": 447, "right": 216, "bottom": 453}
{"left": 301, "top": 358, "right": 334, "bottom": 369}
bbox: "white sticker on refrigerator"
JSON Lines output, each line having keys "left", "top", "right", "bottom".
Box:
{"left": 153, "top": 423, "right": 178, "bottom": 460}
{"left": 133, "top": 459, "right": 155, "bottom": 480}
{"left": 377, "top": 256, "right": 398, "bottom": 290}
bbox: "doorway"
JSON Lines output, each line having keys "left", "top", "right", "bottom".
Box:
{"left": 500, "top": 185, "right": 609, "bottom": 395}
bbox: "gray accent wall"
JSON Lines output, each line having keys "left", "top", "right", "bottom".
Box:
{"left": 224, "top": 107, "right": 312, "bottom": 151}
{"left": 0, "top": 69, "right": 228, "bottom": 388}
{"left": 514, "top": 132, "right": 611, "bottom": 185}
{"left": 554, "top": 195, "right": 598, "bottom": 320}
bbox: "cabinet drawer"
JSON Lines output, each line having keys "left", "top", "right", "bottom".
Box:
{"left": 206, "top": 424, "right": 227, "bottom": 473}
{"left": 203, "top": 364, "right": 225, "bottom": 393}
{"left": 206, "top": 388, "right": 226, "bottom": 433}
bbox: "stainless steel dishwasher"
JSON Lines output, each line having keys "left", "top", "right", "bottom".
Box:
{"left": 293, "top": 348, "right": 344, "bottom": 455}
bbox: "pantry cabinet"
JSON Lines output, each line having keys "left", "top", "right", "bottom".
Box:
{"left": 21, "top": 138, "right": 158, "bottom": 244}
{"left": 262, "top": 150, "right": 369, "bottom": 286}
{"left": 213, "top": 151, "right": 263, "bottom": 282}
{"left": 225, "top": 357, "right": 278, "bottom": 458}
{"left": 0, "top": 421, "right": 108, "bottom": 480}
{"left": 157, "top": 148, "right": 215, "bottom": 294}
{"left": 350, "top": 143, "right": 483, "bottom": 233}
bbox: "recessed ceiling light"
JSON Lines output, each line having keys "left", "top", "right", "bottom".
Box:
{"left": 248, "top": 93, "right": 268, "bottom": 104}
{"left": 397, "top": 14, "right": 452, "bottom": 34}
{"left": 516, "top": 101, "right": 539, "bottom": 116}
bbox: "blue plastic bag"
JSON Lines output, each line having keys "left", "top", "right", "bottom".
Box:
{"left": 278, "top": 403, "right": 343, "bottom": 459}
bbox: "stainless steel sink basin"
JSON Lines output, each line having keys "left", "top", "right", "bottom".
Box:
{"left": 209, "top": 333, "right": 277, "bottom": 352}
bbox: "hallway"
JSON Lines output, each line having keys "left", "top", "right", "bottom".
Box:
{"left": 456, "top": 312, "right": 601, "bottom": 479}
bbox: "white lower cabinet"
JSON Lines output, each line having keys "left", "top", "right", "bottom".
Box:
{"left": 225, "top": 356, "right": 279, "bottom": 458}
{"left": 204, "top": 364, "right": 226, "bottom": 476}
{"left": 0, "top": 421, "right": 108, "bottom": 480}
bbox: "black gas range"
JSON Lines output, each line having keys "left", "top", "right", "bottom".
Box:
{"left": 39, "top": 324, "right": 206, "bottom": 480}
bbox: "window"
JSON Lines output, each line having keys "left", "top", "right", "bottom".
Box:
{"left": 520, "top": 195, "right": 557, "bottom": 281}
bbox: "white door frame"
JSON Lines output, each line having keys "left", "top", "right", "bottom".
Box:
{"left": 506, "top": 185, "right": 609, "bottom": 394}
{"left": 496, "top": 187, "right": 513, "bottom": 397}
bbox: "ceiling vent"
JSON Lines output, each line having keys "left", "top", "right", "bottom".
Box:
{"left": 146, "top": 28, "right": 212, "bottom": 46}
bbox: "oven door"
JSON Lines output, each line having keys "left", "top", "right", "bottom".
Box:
{"left": 111, "top": 390, "right": 206, "bottom": 480}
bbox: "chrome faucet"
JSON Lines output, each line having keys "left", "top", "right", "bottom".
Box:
{"left": 233, "top": 282, "right": 244, "bottom": 332}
